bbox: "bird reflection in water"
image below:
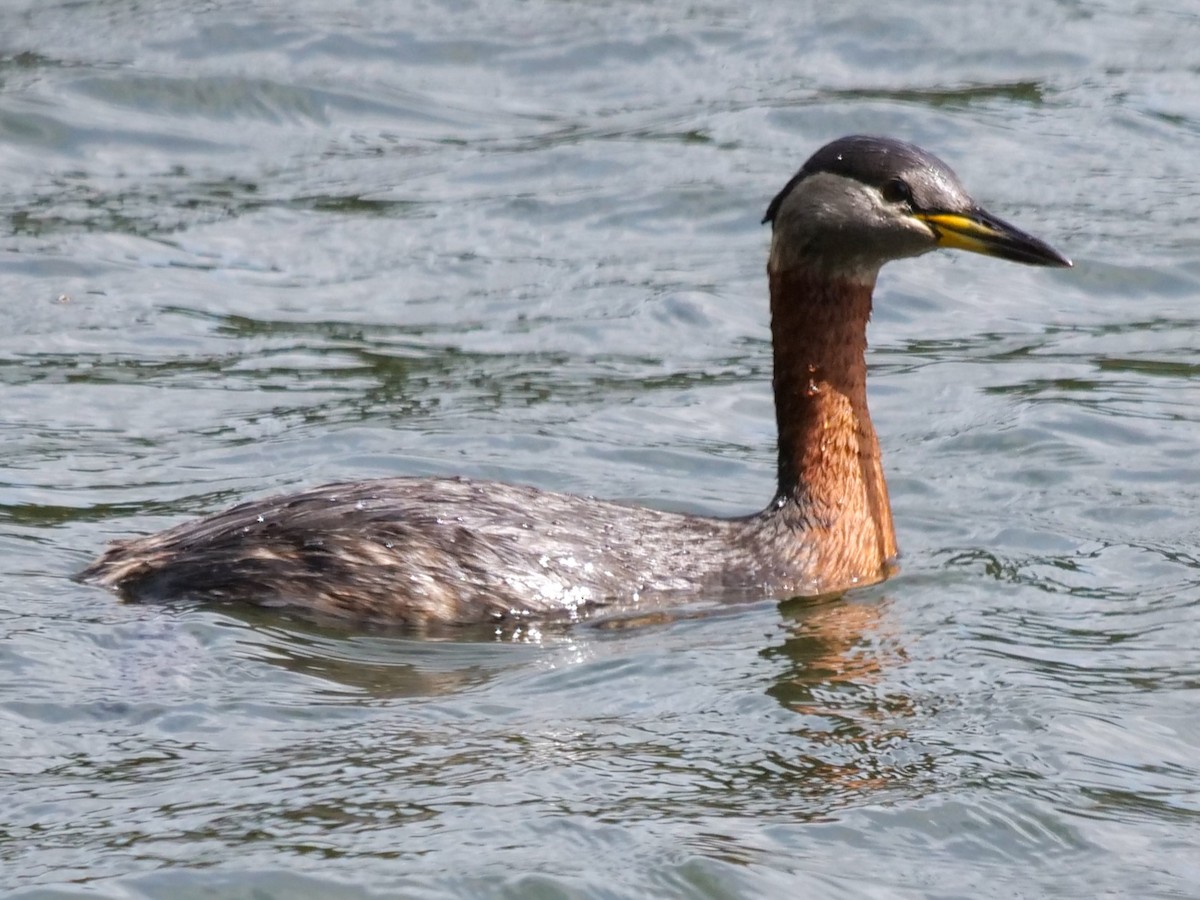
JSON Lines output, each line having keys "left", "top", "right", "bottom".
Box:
{"left": 763, "top": 594, "right": 923, "bottom": 800}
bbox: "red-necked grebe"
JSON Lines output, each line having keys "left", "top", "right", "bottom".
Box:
{"left": 77, "top": 136, "right": 1072, "bottom": 627}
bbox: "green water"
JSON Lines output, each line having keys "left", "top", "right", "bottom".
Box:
{"left": 3, "top": 1, "right": 1199, "bottom": 897}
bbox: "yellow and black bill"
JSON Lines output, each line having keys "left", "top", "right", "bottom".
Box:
{"left": 917, "top": 209, "right": 1072, "bottom": 268}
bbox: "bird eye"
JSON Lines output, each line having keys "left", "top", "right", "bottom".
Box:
{"left": 881, "top": 178, "right": 913, "bottom": 206}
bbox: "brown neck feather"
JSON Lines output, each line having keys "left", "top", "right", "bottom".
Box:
{"left": 766, "top": 267, "right": 897, "bottom": 588}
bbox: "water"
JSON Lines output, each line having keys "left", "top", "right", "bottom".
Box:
{"left": 3, "top": 0, "right": 1199, "bottom": 896}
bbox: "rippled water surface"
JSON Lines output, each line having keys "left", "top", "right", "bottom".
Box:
{"left": 4, "top": 1, "right": 1200, "bottom": 897}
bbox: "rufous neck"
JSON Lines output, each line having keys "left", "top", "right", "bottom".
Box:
{"left": 767, "top": 266, "right": 897, "bottom": 578}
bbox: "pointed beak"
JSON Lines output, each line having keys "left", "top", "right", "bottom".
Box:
{"left": 916, "top": 208, "right": 1072, "bottom": 268}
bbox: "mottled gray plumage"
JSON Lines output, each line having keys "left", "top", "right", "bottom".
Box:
{"left": 82, "top": 477, "right": 821, "bottom": 627}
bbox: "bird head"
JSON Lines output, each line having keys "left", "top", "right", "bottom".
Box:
{"left": 764, "top": 135, "right": 1072, "bottom": 281}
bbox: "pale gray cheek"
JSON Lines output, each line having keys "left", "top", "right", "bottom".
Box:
{"left": 895, "top": 221, "right": 940, "bottom": 258}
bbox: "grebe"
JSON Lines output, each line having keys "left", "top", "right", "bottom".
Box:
{"left": 77, "top": 136, "right": 1071, "bottom": 627}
